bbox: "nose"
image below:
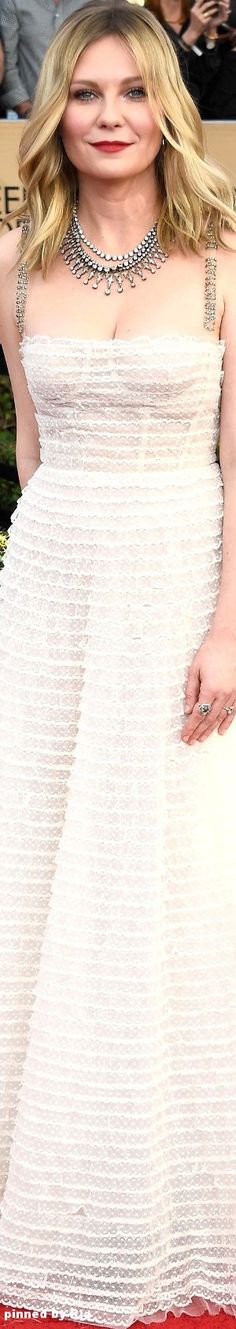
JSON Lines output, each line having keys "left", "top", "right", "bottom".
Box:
{"left": 96, "top": 95, "right": 125, "bottom": 128}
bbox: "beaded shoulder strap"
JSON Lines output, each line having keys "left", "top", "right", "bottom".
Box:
{"left": 204, "top": 223, "right": 217, "bottom": 331}
{"left": 15, "top": 216, "right": 30, "bottom": 340}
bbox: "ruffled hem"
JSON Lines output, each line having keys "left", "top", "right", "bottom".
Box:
{"left": 0, "top": 1294, "right": 236, "bottom": 1325}
{"left": 139, "top": 1298, "right": 236, "bottom": 1323}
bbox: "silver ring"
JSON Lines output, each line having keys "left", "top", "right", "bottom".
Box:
{"left": 198, "top": 702, "right": 213, "bottom": 715}
{"left": 223, "top": 705, "right": 235, "bottom": 715}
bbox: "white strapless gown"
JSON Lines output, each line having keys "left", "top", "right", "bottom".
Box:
{"left": 0, "top": 333, "right": 236, "bottom": 1327}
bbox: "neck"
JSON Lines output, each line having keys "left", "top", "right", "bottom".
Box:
{"left": 76, "top": 170, "right": 162, "bottom": 253}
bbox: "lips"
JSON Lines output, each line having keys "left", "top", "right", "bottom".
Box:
{"left": 91, "top": 142, "right": 131, "bottom": 152}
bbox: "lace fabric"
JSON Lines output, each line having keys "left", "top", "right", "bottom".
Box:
{"left": 1, "top": 333, "right": 236, "bottom": 1326}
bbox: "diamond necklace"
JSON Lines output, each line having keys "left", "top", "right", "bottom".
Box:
{"left": 59, "top": 203, "right": 169, "bottom": 295}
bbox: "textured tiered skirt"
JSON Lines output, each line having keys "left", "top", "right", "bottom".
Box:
{"left": 0, "top": 457, "right": 236, "bottom": 1325}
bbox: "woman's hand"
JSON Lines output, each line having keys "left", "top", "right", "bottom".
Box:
{"left": 185, "top": 0, "right": 222, "bottom": 36}
{"left": 181, "top": 630, "right": 236, "bottom": 744}
{"left": 206, "top": 0, "right": 232, "bottom": 32}
{"left": 213, "top": 0, "right": 230, "bottom": 23}
{"left": 14, "top": 99, "right": 32, "bottom": 118}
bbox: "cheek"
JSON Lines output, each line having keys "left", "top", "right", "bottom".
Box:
{"left": 145, "top": 113, "right": 161, "bottom": 143}
{"left": 60, "top": 113, "right": 87, "bottom": 162}
{"left": 60, "top": 107, "right": 79, "bottom": 138}
{"left": 134, "top": 110, "right": 161, "bottom": 145}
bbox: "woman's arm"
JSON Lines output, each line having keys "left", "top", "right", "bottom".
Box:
{"left": 0, "top": 0, "right": 29, "bottom": 110}
{"left": 0, "top": 228, "right": 41, "bottom": 491}
{"left": 180, "top": 0, "right": 218, "bottom": 47}
{"left": 180, "top": 233, "right": 236, "bottom": 744}
{"left": 210, "top": 233, "right": 236, "bottom": 637}
{"left": 201, "top": 235, "right": 236, "bottom": 637}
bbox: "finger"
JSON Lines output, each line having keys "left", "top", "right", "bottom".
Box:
{"left": 182, "top": 692, "right": 218, "bottom": 730}
{"left": 197, "top": 717, "right": 232, "bottom": 738}
{"left": 182, "top": 718, "right": 216, "bottom": 742}
{"left": 217, "top": 715, "right": 236, "bottom": 734}
{"left": 217, "top": 696, "right": 236, "bottom": 734}
{"left": 188, "top": 721, "right": 216, "bottom": 743}
{"left": 187, "top": 696, "right": 236, "bottom": 743}
{"left": 188, "top": 705, "right": 226, "bottom": 740}
{"left": 197, "top": 711, "right": 233, "bottom": 739}
{"left": 199, "top": 712, "right": 236, "bottom": 739}
{"left": 181, "top": 694, "right": 224, "bottom": 741}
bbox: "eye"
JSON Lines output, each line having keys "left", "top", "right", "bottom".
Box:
{"left": 125, "top": 87, "right": 146, "bottom": 97}
{"left": 72, "top": 89, "right": 96, "bottom": 99}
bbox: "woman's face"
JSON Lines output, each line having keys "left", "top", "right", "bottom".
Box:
{"left": 59, "top": 33, "right": 162, "bottom": 181}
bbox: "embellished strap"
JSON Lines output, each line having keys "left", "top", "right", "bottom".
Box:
{"left": 204, "top": 223, "right": 217, "bottom": 332}
{"left": 15, "top": 215, "right": 30, "bottom": 339}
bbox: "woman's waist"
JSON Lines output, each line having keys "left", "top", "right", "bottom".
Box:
{"left": 38, "top": 440, "right": 221, "bottom": 471}
{"left": 37, "top": 458, "right": 221, "bottom": 481}
{"left": 38, "top": 430, "right": 219, "bottom": 473}
{"left": 17, "top": 459, "right": 223, "bottom": 539}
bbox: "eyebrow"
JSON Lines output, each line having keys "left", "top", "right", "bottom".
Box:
{"left": 70, "top": 76, "right": 143, "bottom": 87}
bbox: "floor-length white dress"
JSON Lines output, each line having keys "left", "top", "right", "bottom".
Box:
{"left": 0, "top": 239, "right": 236, "bottom": 1325}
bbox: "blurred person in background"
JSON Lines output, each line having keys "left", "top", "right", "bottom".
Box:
{"left": 0, "top": 33, "right": 6, "bottom": 112}
{"left": 145, "top": 0, "right": 236, "bottom": 113}
{"left": 199, "top": 0, "right": 236, "bottom": 117}
{"left": 0, "top": 36, "right": 5, "bottom": 84}
{"left": 0, "top": 0, "right": 90, "bottom": 118}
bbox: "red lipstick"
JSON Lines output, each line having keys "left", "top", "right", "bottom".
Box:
{"left": 91, "top": 141, "right": 131, "bottom": 152}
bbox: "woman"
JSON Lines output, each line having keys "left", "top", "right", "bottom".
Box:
{"left": 0, "top": 1, "right": 236, "bottom": 1321}
{"left": 145, "top": 0, "right": 236, "bottom": 114}
{"left": 0, "top": 36, "right": 5, "bottom": 116}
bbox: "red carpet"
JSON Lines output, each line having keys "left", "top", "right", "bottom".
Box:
{"left": 0, "top": 1312, "right": 235, "bottom": 1329}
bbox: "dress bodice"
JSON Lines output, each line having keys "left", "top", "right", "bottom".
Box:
{"left": 20, "top": 333, "right": 225, "bottom": 473}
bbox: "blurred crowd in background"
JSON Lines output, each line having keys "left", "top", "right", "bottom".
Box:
{"left": 0, "top": 0, "right": 235, "bottom": 121}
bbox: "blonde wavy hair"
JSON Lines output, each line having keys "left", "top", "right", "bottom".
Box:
{"left": 1, "top": 0, "right": 236, "bottom": 274}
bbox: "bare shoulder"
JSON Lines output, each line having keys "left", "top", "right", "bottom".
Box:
{"left": 217, "top": 224, "right": 236, "bottom": 274}
{"left": 0, "top": 222, "right": 40, "bottom": 474}
{"left": 0, "top": 224, "right": 25, "bottom": 341}
{"left": 214, "top": 226, "right": 236, "bottom": 324}
{"left": 0, "top": 222, "right": 23, "bottom": 278}
{"left": 215, "top": 225, "right": 236, "bottom": 351}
